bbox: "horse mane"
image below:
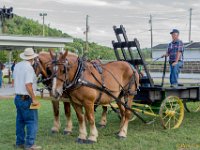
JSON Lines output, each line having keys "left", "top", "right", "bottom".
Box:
{"left": 68, "top": 51, "right": 78, "bottom": 57}
{"left": 38, "top": 51, "right": 78, "bottom": 57}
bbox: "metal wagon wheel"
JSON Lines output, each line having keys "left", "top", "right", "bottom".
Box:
{"left": 183, "top": 101, "right": 200, "bottom": 113}
{"left": 159, "top": 96, "right": 184, "bottom": 129}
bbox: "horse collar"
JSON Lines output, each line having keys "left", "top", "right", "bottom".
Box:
{"left": 63, "top": 57, "right": 85, "bottom": 91}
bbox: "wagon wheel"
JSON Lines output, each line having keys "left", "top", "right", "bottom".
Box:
{"left": 183, "top": 101, "right": 200, "bottom": 112}
{"left": 159, "top": 96, "right": 184, "bottom": 129}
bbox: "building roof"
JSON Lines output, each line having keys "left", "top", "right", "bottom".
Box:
{"left": 152, "top": 44, "right": 168, "bottom": 49}
{"left": 0, "top": 35, "right": 73, "bottom": 50}
{"left": 186, "top": 42, "right": 200, "bottom": 48}
{"left": 152, "top": 42, "right": 195, "bottom": 50}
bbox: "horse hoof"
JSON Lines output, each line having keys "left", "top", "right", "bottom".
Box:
{"left": 114, "top": 131, "right": 120, "bottom": 136}
{"left": 98, "top": 124, "right": 106, "bottom": 128}
{"left": 75, "top": 138, "right": 87, "bottom": 144}
{"left": 63, "top": 131, "right": 72, "bottom": 135}
{"left": 85, "top": 139, "right": 96, "bottom": 144}
{"left": 116, "top": 134, "right": 126, "bottom": 140}
{"left": 51, "top": 130, "right": 59, "bottom": 134}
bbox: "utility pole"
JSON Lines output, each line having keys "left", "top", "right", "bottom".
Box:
{"left": 149, "top": 14, "right": 153, "bottom": 59}
{"left": 0, "top": 15, "right": 2, "bottom": 34}
{"left": 39, "top": 13, "right": 47, "bottom": 36}
{"left": 85, "top": 15, "right": 89, "bottom": 56}
{"left": 47, "top": 23, "right": 50, "bottom": 36}
{"left": 0, "top": 6, "right": 13, "bottom": 34}
{"left": 0, "top": 6, "right": 14, "bottom": 84}
{"left": 189, "top": 8, "right": 192, "bottom": 43}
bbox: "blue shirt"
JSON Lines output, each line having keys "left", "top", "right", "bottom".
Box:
{"left": 167, "top": 40, "right": 184, "bottom": 62}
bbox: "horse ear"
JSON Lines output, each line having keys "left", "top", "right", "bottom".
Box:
{"left": 49, "top": 48, "right": 54, "bottom": 59}
{"left": 62, "top": 50, "right": 68, "bottom": 59}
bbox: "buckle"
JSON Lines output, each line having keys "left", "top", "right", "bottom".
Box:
{"left": 17, "top": 95, "right": 30, "bottom": 100}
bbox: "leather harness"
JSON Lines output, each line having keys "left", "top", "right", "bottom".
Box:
{"left": 54, "top": 57, "right": 138, "bottom": 111}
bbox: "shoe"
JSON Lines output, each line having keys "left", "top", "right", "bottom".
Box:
{"left": 25, "top": 145, "right": 42, "bottom": 150}
{"left": 13, "top": 144, "right": 24, "bottom": 149}
{"left": 170, "top": 84, "right": 178, "bottom": 88}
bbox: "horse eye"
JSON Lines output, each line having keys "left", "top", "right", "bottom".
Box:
{"left": 46, "top": 67, "right": 52, "bottom": 75}
{"left": 62, "top": 69, "right": 66, "bottom": 74}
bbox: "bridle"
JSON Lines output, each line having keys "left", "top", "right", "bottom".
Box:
{"left": 33, "top": 57, "right": 54, "bottom": 90}
{"left": 51, "top": 55, "right": 85, "bottom": 92}
{"left": 51, "top": 54, "right": 69, "bottom": 83}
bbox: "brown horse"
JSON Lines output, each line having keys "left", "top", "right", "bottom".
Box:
{"left": 35, "top": 51, "right": 108, "bottom": 135}
{"left": 34, "top": 51, "right": 73, "bottom": 134}
{"left": 51, "top": 50, "right": 139, "bottom": 143}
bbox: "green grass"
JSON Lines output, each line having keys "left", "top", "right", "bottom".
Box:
{"left": 0, "top": 99, "right": 200, "bottom": 150}
{"left": 2, "top": 77, "right": 9, "bottom": 84}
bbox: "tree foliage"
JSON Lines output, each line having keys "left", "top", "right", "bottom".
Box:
{"left": 0, "top": 15, "right": 117, "bottom": 62}
{"left": 0, "top": 15, "right": 151, "bottom": 63}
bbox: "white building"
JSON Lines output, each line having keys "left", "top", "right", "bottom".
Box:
{"left": 152, "top": 42, "right": 200, "bottom": 61}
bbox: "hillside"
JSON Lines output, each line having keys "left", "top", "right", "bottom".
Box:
{"left": 0, "top": 15, "right": 116, "bottom": 62}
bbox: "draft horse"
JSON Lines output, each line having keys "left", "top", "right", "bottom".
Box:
{"left": 34, "top": 51, "right": 109, "bottom": 135}
{"left": 51, "top": 50, "right": 139, "bottom": 143}
{"left": 34, "top": 51, "right": 73, "bottom": 134}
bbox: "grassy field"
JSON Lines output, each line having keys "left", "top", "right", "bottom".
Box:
{"left": 0, "top": 98, "right": 200, "bottom": 150}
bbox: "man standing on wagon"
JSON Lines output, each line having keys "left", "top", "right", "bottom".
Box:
{"left": 162, "top": 29, "right": 184, "bottom": 87}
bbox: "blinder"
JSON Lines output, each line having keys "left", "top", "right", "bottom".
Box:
{"left": 50, "top": 55, "right": 70, "bottom": 85}
{"left": 32, "top": 57, "right": 39, "bottom": 70}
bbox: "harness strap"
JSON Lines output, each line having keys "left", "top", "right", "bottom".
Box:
{"left": 58, "top": 58, "right": 145, "bottom": 122}
{"left": 78, "top": 78, "right": 146, "bottom": 123}
{"left": 62, "top": 58, "right": 84, "bottom": 91}
{"left": 94, "top": 92, "right": 103, "bottom": 112}
{"left": 89, "top": 65, "right": 105, "bottom": 111}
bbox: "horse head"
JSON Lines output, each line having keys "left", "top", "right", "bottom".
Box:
{"left": 33, "top": 49, "right": 57, "bottom": 91}
{"left": 51, "top": 49, "right": 71, "bottom": 99}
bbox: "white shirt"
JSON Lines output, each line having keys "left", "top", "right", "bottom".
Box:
{"left": 13, "top": 61, "right": 37, "bottom": 95}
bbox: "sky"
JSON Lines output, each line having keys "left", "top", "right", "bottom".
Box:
{"left": 1, "top": 0, "right": 200, "bottom": 48}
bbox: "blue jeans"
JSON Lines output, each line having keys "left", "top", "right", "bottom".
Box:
{"left": 14, "top": 95, "right": 38, "bottom": 148}
{"left": 0, "top": 78, "right": 2, "bottom": 88}
{"left": 169, "top": 61, "right": 183, "bottom": 85}
{"left": 0, "top": 70, "right": 2, "bottom": 88}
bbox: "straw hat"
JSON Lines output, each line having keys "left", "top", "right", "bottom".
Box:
{"left": 20, "top": 48, "right": 38, "bottom": 60}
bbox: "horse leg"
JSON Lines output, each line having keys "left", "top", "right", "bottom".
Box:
{"left": 85, "top": 103, "right": 98, "bottom": 143}
{"left": 63, "top": 101, "right": 73, "bottom": 135}
{"left": 99, "top": 106, "right": 107, "bottom": 128}
{"left": 118, "top": 96, "right": 133, "bottom": 138}
{"left": 72, "top": 102, "right": 87, "bottom": 143}
{"left": 51, "top": 101, "right": 61, "bottom": 133}
{"left": 117, "top": 98, "right": 126, "bottom": 129}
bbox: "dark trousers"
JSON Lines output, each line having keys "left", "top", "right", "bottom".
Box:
{"left": 14, "top": 95, "right": 38, "bottom": 148}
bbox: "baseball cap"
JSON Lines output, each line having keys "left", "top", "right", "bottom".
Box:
{"left": 170, "top": 29, "right": 179, "bottom": 34}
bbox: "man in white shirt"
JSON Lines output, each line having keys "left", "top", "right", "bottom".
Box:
{"left": 13, "top": 48, "right": 41, "bottom": 150}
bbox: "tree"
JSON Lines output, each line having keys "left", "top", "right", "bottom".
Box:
{"left": 1, "top": 15, "right": 119, "bottom": 61}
